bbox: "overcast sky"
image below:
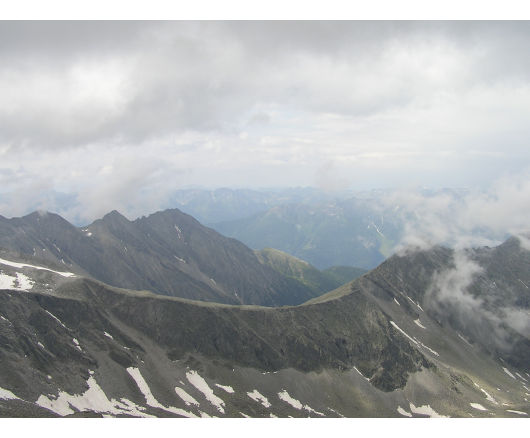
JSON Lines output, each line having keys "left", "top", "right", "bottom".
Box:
{"left": 1, "top": 21, "right": 530, "bottom": 222}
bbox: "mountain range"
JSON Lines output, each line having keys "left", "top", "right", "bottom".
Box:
{"left": 0, "top": 209, "right": 325, "bottom": 306}
{"left": 0, "top": 207, "right": 528, "bottom": 418}
{"left": 172, "top": 188, "right": 402, "bottom": 269}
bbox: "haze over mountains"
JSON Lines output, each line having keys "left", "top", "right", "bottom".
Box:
{"left": 172, "top": 187, "right": 505, "bottom": 270}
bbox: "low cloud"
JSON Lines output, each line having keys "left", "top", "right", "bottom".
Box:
{"left": 384, "top": 171, "right": 530, "bottom": 253}
{"left": 385, "top": 173, "right": 530, "bottom": 354}
{"left": 425, "top": 250, "right": 530, "bottom": 353}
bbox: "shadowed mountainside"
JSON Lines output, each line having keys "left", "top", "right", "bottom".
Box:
{"left": 0, "top": 209, "right": 319, "bottom": 306}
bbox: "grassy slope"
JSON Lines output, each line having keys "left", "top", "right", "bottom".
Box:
{"left": 256, "top": 248, "right": 367, "bottom": 296}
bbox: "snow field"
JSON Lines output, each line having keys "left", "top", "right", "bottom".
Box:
{"left": 0, "top": 272, "right": 34, "bottom": 291}
{"left": 126, "top": 367, "right": 196, "bottom": 417}
{"left": 37, "top": 372, "right": 154, "bottom": 417}
{"left": 186, "top": 370, "right": 225, "bottom": 413}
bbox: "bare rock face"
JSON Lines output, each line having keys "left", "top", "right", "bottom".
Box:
{"left": 0, "top": 209, "right": 318, "bottom": 306}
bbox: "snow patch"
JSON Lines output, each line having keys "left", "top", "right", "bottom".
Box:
{"left": 479, "top": 388, "right": 498, "bottom": 405}
{"left": 457, "top": 333, "right": 472, "bottom": 346}
{"left": 186, "top": 370, "right": 225, "bottom": 414}
{"left": 37, "top": 342, "right": 45, "bottom": 349}
{"left": 0, "top": 273, "right": 15, "bottom": 289}
{"left": 353, "top": 366, "right": 370, "bottom": 382}
{"left": 277, "top": 390, "right": 324, "bottom": 415}
{"left": 0, "top": 257, "right": 75, "bottom": 277}
{"left": 174, "top": 225, "right": 183, "bottom": 239}
{"left": 393, "top": 298, "right": 400, "bottom": 306}
{"left": 44, "top": 310, "right": 68, "bottom": 329}
{"left": 327, "top": 407, "right": 345, "bottom": 417}
{"left": 247, "top": 389, "right": 271, "bottom": 408}
{"left": 72, "top": 338, "right": 82, "bottom": 351}
{"left": 16, "top": 272, "right": 34, "bottom": 290}
{"left": 278, "top": 390, "right": 303, "bottom": 409}
{"left": 409, "top": 402, "right": 447, "bottom": 418}
{"left": 215, "top": 383, "right": 235, "bottom": 393}
{"left": 515, "top": 372, "right": 528, "bottom": 382}
{"left": 126, "top": 367, "right": 196, "bottom": 417}
{"left": 397, "top": 406, "right": 412, "bottom": 417}
{"left": 414, "top": 319, "right": 426, "bottom": 329}
{"left": 103, "top": 332, "right": 114, "bottom": 340}
{"left": 0, "top": 272, "right": 34, "bottom": 291}
{"left": 506, "top": 410, "right": 527, "bottom": 416}
{"left": 303, "top": 405, "right": 325, "bottom": 416}
{"left": 0, "top": 386, "right": 20, "bottom": 400}
{"left": 390, "top": 321, "right": 439, "bottom": 356}
{"left": 470, "top": 403, "right": 487, "bottom": 411}
{"left": 503, "top": 367, "right": 516, "bottom": 380}
{"left": 174, "top": 387, "right": 200, "bottom": 406}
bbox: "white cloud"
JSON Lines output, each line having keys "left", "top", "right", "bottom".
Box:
{"left": 425, "top": 249, "right": 530, "bottom": 348}
{"left": 384, "top": 171, "right": 530, "bottom": 253}
{"left": 1, "top": 21, "right": 530, "bottom": 220}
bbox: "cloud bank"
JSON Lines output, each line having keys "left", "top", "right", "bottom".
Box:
{"left": 384, "top": 171, "right": 530, "bottom": 253}
{"left": 1, "top": 21, "right": 530, "bottom": 223}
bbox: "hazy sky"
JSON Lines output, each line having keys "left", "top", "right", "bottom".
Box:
{"left": 1, "top": 21, "right": 530, "bottom": 221}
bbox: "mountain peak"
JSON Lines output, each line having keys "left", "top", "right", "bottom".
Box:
{"left": 102, "top": 210, "right": 129, "bottom": 223}
{"left": 21, "top": 210, "right": 71, "bottom": 225}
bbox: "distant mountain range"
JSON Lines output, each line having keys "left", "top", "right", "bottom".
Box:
{"left": 0, "top": 207, "right": 528, "bottom": 417}
{"left": 168, "top": 187, "right": 349, "bottom": 224}
{"left": 213, "top": 200, "right": 402, "bottom": 270}
{"left": 170, "top": 187, "right": 497, "bottom": 271}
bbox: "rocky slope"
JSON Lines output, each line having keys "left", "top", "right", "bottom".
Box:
{"left": 0, "top": 237, "right": 528, "bottom": 418}
{"left": 0, "top": 209, "right": 317, "bottom": 306}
